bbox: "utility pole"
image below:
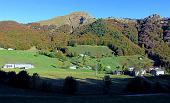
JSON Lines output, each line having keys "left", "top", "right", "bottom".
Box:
{"left": 96, "top": 56, "right": 101, "bottom": 76}
{"left": 95, "top": 64, "right": 98, "bottom": 76}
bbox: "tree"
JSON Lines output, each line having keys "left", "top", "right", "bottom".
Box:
{"left": 95, "top": 55, "right": 101, "bottom": 75}
{"left": 103, "top": 75, "right": 112, "bottom": 94}
{"left": 7, "top": 71, "right": 17, "bottom": 86}
{"left": 16, "top": 71, "right": 31, "bottom": 88}
{"left": 63, "top": 76, "right": 78, "bottom": 95}
{"left": 98, "top": 63, "right": 104, "bottom": 73}
{"left": 31, "top": 73, "right": 40, "bottom": 89}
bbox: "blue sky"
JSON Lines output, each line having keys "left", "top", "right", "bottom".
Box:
{"left": 0, "top": 0, "right": 170, "bottom": 23}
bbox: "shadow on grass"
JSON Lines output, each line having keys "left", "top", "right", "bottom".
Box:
{"left": 2, "top": 70, "right": 170, "bottom": 96}
{"left": 0, "top": 70, "right": 131, "bottom": 96}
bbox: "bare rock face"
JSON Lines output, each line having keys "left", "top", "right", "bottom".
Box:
{"left": 66, "top": 12, "right": 94, "bottom": 29}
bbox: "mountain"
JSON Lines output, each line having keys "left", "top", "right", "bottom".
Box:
{"left": 136, "top": 14, "right": 170, "bottom": 66}
{"left": 1, "top": 12, "right": 170, "bottom": 68}
{"left": 38, "top": 12, "right": 95, "bottom": 32}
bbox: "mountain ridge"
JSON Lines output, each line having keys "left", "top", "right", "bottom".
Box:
{"left": 38, "top": 11, "right": 95, "bottom": 30}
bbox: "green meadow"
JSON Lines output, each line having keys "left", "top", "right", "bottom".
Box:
{"left": 67, "top": 45, "right": 113, "bottom": 57}
{"left": 0, "top": 46, "right": 152, "bottom": 79}
{"left": 0, "top": 50, "right": 99, "bottom": 79}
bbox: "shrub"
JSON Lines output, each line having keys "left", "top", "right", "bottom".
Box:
{"left": 48, "top": 52, "right": 56, "bottom": 58}
{"left": 38, "top": 50, "right": 57, "bottom": 58}
{"left": 0, "top": 70, "right": 7, "bottom": 83}
{"left": 0, "top": 71, "right": 57, "bottom": 93}
{"left": 7, "top": 71, "right": 17, "bottom": 86}
{"left": 31, "top": 73, "right": 40, "bottom": 89}
{"left": 103, "top": 75, "right": 112, "bottom": 94}
{"left": 63, "top": 76, "right": 78, "bottom": 95}
{"left": 66, "top": 52, "right": 74, "bottom": 57}
{"left": 40, "top": 81, "right": 53, "bottom": 92}
{"left": 68, "top": 40, "right": 77, "bottom": 47}
{"left": 16, "top": 71, "right": 31, "bottom": 88}
{"left": 98, "top": 64, "right": 104, "bottom": 73}
{"left": 105, "top": 69, "right": 113, "bottom": 74}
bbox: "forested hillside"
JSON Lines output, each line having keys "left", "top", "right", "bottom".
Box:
{"left": 0, "top": 21, "right": 50, "bottom": 50}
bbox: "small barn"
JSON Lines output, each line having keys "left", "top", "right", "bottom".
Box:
{"left": 150, "top": 69, "right": 165, "bottom": 76}
{"left": 70, "top": 65, "right": 77, "bottom": 70}
{"left": 0, "top": 47, "right": 6, "bottom": 50}
{"left": 124, "top": 67, "right": 146, "bottom": 76}
{"left": 3, "top": 64, "right": 34, "bottom": 69}
{"left": 7, "top": 48, "right": 14, "bottom": 51}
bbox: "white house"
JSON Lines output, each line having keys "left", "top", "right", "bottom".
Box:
{"left": 149, "top": 67, "right": 160, "bottom": 71}
{"left": 0, "top": 47, "right": 6, "bottom": 50}
{"left": 3, "top": 64, "right": 34, "bottom": 69}
{"left": 150, "top": 69, "right": 165, "bottom": 76}
{"left": 106, "top": 66, "right": 111, "bottom": 69}
{"left": 134, "top": 69, "right": 146, "bottom": 76}
{"left": 79, "top": 54, "right": 87, "bottom": 57}
{"left": 149, "top": 67, "right": 165, "bottom": 76}
{"left": 7, "top": 48, "right": 14, "bottom": 51}
{"left": 82, "top": 66, "right": 92, "bottom": 70}
{"left": 70, "top": 65, "right": 77, "bottom": 70}
{"left": 128, "top": 67, "right": 146, "bottom": 76}
{"left": 156, "top": 70, "right": 165, "bottom": 75}
{"left": 128, "top": 67, "right": 134, "bottom": 71}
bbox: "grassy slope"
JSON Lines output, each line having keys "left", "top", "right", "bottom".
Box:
{"left": 39, "top": 16, "right": 67, "bottom": 26}
{"left": 67, "top": 45, "right": 152, "bottom": 70}
{"left": 0, "top": 49, "right": 151, "bottom": 79}
{"left": 0, "top": 50, "right": 100, "bottom": 79}
{"left": 71, "top": 56, "right": 152, "bottom": 70}
{"left": 100, "top": 55, "right": 152, "bottom": 69}
{"left": 38, "top": 12, "right": 94, "bottom": 26}
{"left": 67, "top": 45, "right": 113, "bottom": 57}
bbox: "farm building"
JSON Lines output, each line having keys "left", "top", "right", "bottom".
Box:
{"left": 3, "top": 64, "right": 34, "bottom": 69}
{"left": 7, "top": 48, "right": 14, "bottom": 51}
{"left": 70, "top": 65, "right": 77, "bottom": 70}
{"left": 125, "top": 67, "right": 146, "bottom": 76}
{"left": 149, "top": 67, "right": 165, "bottom": 76}
{"left": 0, "top": 47, "right": 6, "bottom": 50}
{"left": 150, "top": 69, "right": 165, "bottom": 76}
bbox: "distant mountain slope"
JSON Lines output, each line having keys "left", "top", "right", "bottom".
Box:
{"left": 72, "top": 19, "right": 145, "bottom": 56}
{"left": 38, "top": 12, "right": 95, "bottom": 30}
{"left": 0, "top": 21, "right": 27, "bottom": 30}
{"left": 0, "top": 21, "right": 50, "bottom": 50}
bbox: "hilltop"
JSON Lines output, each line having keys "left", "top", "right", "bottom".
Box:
{"left": 38, "top": 11, "right": 95, "bottom": 32}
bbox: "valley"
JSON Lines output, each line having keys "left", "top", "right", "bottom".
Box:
{"left": 0, "top": 9, "right": 170, "bottom": 103}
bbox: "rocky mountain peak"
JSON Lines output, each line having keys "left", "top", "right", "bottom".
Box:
{"left": 39, "top": 11, "right": 95, "bottom": 29}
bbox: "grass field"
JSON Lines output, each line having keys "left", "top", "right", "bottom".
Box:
{"left": 0, "top": 48, "right": 151, "bottom": 79}
{"left": 70, "top": 55, "right": 153, "bottom": 72}
{"left": 1, "top": 49, "right": 170, "bottom": 103}
{"left": 0, "top": 50, "right": 112, "bottom": 79}
{"left": 67, "top": 45, "right": 113, "bottom": 57}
